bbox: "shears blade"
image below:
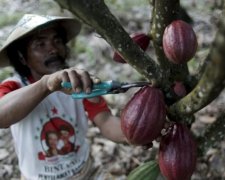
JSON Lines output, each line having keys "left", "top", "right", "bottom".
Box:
{"left": 61, "top": 80, "right": 149, "bottom": 99}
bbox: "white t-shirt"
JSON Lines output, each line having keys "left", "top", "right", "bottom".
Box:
{"left": 4, "top": 75, "right": 91, "bottom": 179}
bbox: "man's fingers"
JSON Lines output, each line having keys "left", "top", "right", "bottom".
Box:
{"left": 90, "top": 74, "right": 101, "bottom": 84}
{"left": 59, "top": 68, "right": 101, "bottom": 94}
{"left": 80, "top": 71, "right": 92, "bottom": 93}
{"left": 67, "top": 70, "right": 82, "bottom": 93}
{"left": 61, "top": 71, "right": 70, "bottom": 84}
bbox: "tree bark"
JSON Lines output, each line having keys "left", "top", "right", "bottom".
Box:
{"left": 54, "top": 0, "right": 163, "bottom": 86}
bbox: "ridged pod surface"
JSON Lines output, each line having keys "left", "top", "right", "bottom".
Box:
{"left": 163, "top": 20, "right": 198, "bottom": 64}
{"left": 113, "top": 33, "right": 150, "bottom": 63}
{"left": 159, "top": 123, "right": 197, "bottom": 180}
{"left": 121, "top": 86, "right": 166, "bottom": 145}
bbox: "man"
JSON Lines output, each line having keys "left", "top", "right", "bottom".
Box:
{"left": 0, "top": 14, "right": 126, "bottom": 179}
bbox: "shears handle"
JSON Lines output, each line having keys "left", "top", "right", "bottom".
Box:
{"left": 71, "top": 89, "right": 109, "bottom": 99}
{"left": 61, "top": 81, "right": 114, "bottom": 99}
{"left": 61, "top": 81, "right": 113, "bottom": 90}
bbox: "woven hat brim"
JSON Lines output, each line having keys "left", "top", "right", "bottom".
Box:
{"left": 0, "top": 15, "right": 81, "bottom": 67}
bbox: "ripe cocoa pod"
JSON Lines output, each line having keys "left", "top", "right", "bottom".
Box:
{"left": 127, "top": 160, "right": 160, "bottom": 180}
{"left": 113, "top": 33, "right": 150, "bottom": 63}
{"left": 121, "top": 86, "right": 166, "bottom": 145}
{"left": 163, "top": 20, "right": 198, "bottom": 64}
{"left": 173, "top": 81, "right": 187, "bottom": 97}
{"left": 159, "top": 123, "right": 197, "bottom": 180}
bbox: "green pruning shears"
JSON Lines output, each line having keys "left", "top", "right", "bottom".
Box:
{"left": 61, "top": 80, "right": 149, "bottom": 99}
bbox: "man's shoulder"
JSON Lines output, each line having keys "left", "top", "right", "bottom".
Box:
{"left": 2, "top": 73, "right": 22, "bottom": 84}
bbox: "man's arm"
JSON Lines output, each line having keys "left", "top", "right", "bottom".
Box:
{"left": 0, "top": 68, "right": 94, "bottom": 128}
{"left": 93, "top": 110, "right": 127, "bottom": 143}
{"left": 0, "top": 76, "right": 50, "bottom": 128}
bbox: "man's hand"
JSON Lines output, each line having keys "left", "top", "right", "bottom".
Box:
{"left": 44, "top": 67, "right": 100, "bottom": 94}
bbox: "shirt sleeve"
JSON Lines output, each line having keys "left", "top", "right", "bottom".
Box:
{"left": 0, "top": 81, "right": 21, "bottom": 98}
{"left": 82, "top": 96, "right": 111, "bottom": 121}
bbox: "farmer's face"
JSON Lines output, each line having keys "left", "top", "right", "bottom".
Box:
{"left": 26, "top": 28, "right": 68, "bottom": 80}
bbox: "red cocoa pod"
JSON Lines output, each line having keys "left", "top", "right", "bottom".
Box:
{"left": 159, "top": 123, "right": 197, "bottom": 180}
{"left": 163, "top": 20, "right": 198, "bottom": 64}
{"left": 113, "top": 33, "right": 150, "bottom": 63}
{"left": 121, "top": 86, "right": 166, "bottom": 145}
{"left": 173, "top": 81, "right": 187, "bottom": 97}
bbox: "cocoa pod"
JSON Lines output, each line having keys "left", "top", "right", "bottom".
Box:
{"left": 121, "top": 86, "right": 166, "bottom": 145}
{"left": 163, "top": 20, "right": 198, "bottom": 64}
{"left": 159, "top": 123, "right": 197, "bottom": 180}
{"left": 127, "top": 160, "right": 160, "bottom": 180}
{"left": 113, "top": 33, "right": 150, "bottom": 63}
{"left": 173, "top": 81, "right": 187, "bottom": 97}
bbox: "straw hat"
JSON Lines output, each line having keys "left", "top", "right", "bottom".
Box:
{"left": 0, "top": 14, "right": 82, "bottom": 67}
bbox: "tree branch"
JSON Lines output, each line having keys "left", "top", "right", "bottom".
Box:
{"left": 54, "top": 0, "right": 163, "bottom": 85}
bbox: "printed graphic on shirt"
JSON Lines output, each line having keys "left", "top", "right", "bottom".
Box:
{"left": 28, "top": 104, "right": 90, "bottom": 179}
{"left": 37, "top": 106, "right": 80, "bottom": 161}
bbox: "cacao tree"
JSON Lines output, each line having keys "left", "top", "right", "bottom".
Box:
{"left": 53, "top": 0, "right": 225, "bottom": 179}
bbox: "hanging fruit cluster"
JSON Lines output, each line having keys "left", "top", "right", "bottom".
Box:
{"left": 120, "top": 19, "right": 198, "bottom": 180}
